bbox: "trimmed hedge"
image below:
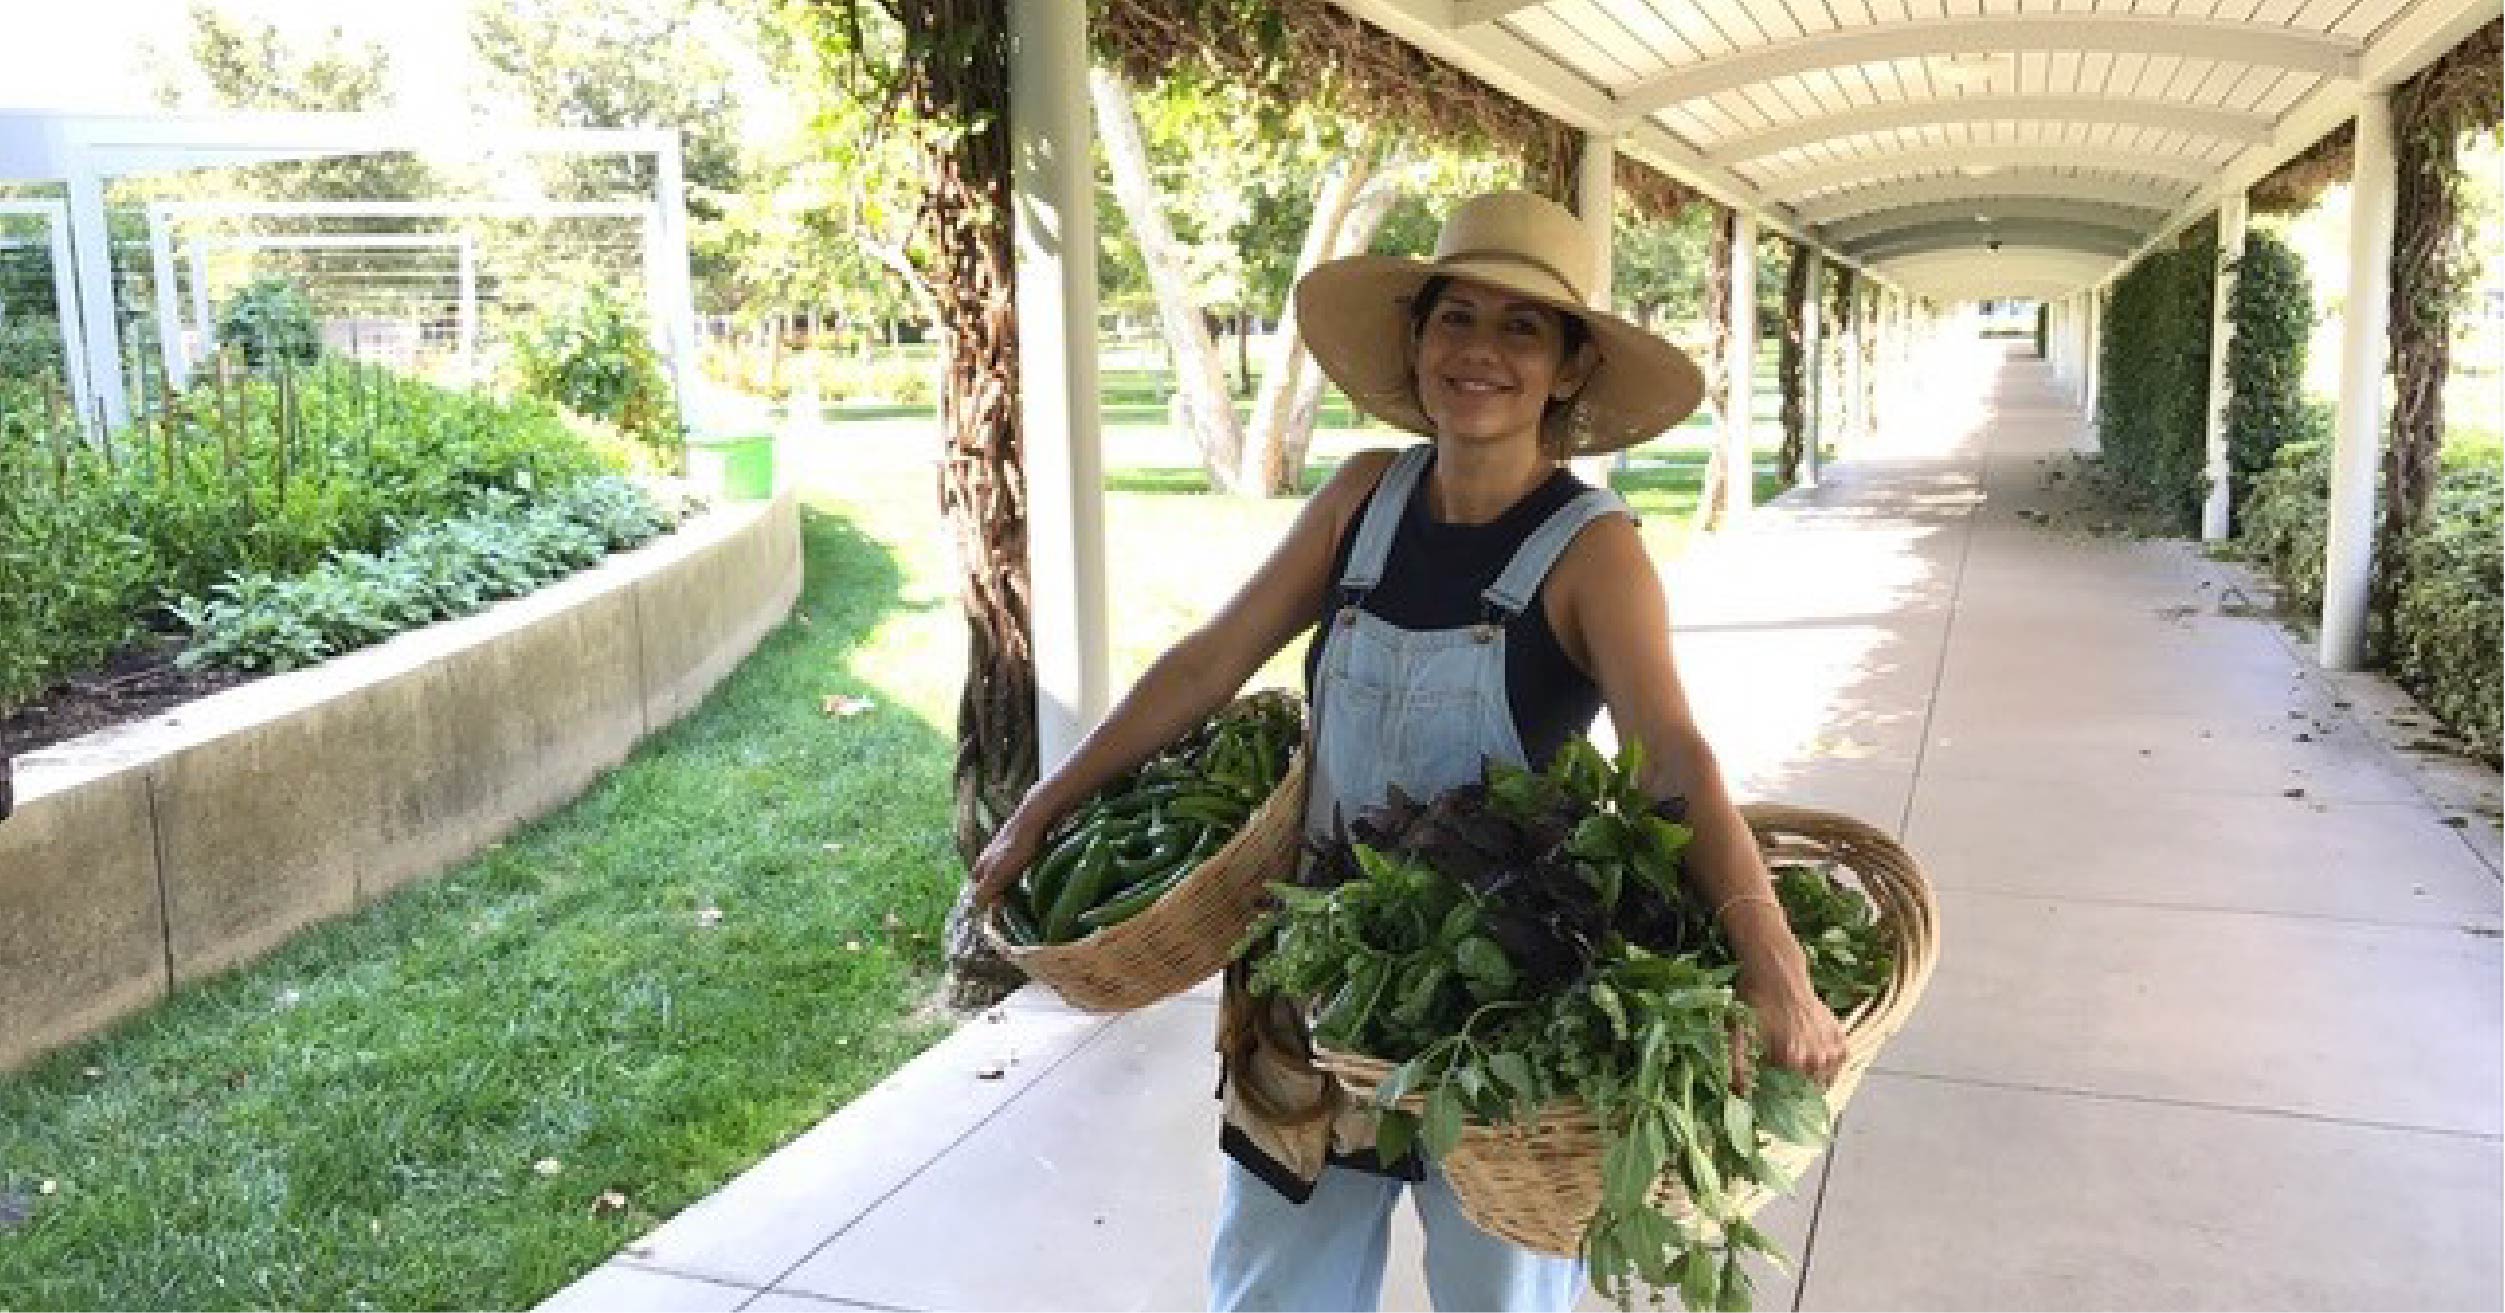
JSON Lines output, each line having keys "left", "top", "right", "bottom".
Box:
{"left": 2223, "top": 230, "right": 2325, "bottom": 520}
{"left": 2097, "top": 241, "right": 2217, "bottom": 529}
{"left": 2240, "top": 439, "right": 2500, "bottom": 760}
{"left": 2390, "top": 460, "right": 2502, "bottom": 758}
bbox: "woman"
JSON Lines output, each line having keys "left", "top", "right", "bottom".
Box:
{"left": 971, "top": 190, "right": 1845, "bottom": 1312}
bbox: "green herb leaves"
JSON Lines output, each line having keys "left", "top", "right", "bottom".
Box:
{"left": 1247, "top": 739, "right": 1893, "bottom": 1311}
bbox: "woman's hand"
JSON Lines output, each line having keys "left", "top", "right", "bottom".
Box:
{"left": 969, "top": 801, "right": 1056, "bottom": 911}
{"left": 1734, "top": 965, "right": 1847, "bottom": 1091}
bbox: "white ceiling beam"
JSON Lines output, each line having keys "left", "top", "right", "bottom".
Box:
{"left": 1794, "top": 172, "right": 2194, "bottom": 224}
{"left": 1447, "top": 0, "right": 1549, "bottom": 25}
{"left": 1762, "top": 146, "right": 2215, "bottom": 201}
{"left": 1614, "top": 16, "right": 2360, "bottom": 115}
{"left": 1823, "top": 198, "right": 2164, "bottom": 244}
{"left": 2111, "top": 0, "right": 2502, "bottom": 285}
{"left": 1846, "top": 219, "right": 2146, "bottom": 259}
{"left": 1320, "top": 0, "right": 1902, "bottom": 292}
{"left": 1879, "top": 249, "right": 2117, "bottom": 281}
{"left": 1707, "top": 96, "right": 2272, "bottom": 164}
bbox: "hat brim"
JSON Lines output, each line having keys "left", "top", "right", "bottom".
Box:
{"left": 1293, "top": 253, "right": 1705, "bottom": 455}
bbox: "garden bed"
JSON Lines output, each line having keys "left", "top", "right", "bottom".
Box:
{"left": 0, "top": 491, "right": 801, "bottom": 1074}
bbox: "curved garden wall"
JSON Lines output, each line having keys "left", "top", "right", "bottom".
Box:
{"left": 0, "top": 491, "right": 802, "bottom": 1073}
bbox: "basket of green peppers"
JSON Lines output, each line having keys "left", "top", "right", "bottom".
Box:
{"left": 985, "top": 690, "right": 1307, "bottom": 1012}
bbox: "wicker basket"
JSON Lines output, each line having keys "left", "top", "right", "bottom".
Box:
{"left": 983, "top": 708, "right": 1309, "bottom": 1014}
{"left": 1312, "top": 802, "right": 1939, "bottom": 1257}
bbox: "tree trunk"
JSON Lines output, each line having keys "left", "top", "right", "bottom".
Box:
{"left": 1691, "top": 209, "right": 1735, "bottom": 535}
{"left": 1239, "top": 129, "right": 1374, "bottom": 494}
{"left": 896, "top": 0, "right": 1030, "bottom": 1008}
{"left": 1278, "top": 164, "right": 1406, "bottom": 487}
{"left": 1089, "top": 65, "right": 1245, "bottom": 491}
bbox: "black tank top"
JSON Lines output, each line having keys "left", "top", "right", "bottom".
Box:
{"left": 1302, "top": 452, "right": 1606, "bottom": 773}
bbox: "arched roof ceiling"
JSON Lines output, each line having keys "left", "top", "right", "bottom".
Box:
{"left": 1330, "top": 0, "right": 2501, "bottom": 302}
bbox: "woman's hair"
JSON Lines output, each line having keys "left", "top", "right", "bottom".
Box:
{"left": 1406, "top": 274, "right": 1592, "bottom": 458}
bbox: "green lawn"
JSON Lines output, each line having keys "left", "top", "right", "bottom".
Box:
{"left": 0, "top": 408, "right": 1783, "bottom": 1310}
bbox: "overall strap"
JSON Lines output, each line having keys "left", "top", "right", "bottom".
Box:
{"left": 1337, "top": 444, "right": 1435, "bottom": 594}
{"left": 1480, "top": 487, "right": 1633, "bottom": 620}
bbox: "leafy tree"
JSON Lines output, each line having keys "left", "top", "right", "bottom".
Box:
{"left": 143, "top": 4, "right": 436, "bottom": 201}
{"left": 469, "top": 0, "right": 750, "bottom": 302}
{"left": 1615, "top": 202, "right": 1712, "bottom": 333}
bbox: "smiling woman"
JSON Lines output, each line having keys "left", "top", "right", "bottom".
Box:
{"left": 967, "top": 189, "right": 1842, "bottom": 1313}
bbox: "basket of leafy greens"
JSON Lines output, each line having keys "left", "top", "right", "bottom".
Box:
{"left": 1246, "top": 740, "right": 1936, "bottom": 1311}
{"left": 985, "top": 689, "right": 1306, "bottom": 1012}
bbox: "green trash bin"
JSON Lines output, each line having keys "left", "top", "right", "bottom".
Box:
{"left": 687, "top": 432, "right": 776, "bottom": 501}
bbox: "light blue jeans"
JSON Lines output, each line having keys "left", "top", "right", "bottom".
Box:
{"left": 1206, "top": 1161, "right": 1586, "bottom": 1312}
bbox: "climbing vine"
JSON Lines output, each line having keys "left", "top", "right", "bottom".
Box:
{"left": 2096, "top": 237, "right": 2217, "bottom": 529}
{"left": 1776, "top": 241, "right": 1809, "bottom": 481}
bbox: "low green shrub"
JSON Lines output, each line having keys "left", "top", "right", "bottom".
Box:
{"left": 2224, "top": 232, "right": 2321, "bottom": 519}
{"left": 176, "top": 476, "right": 683, "bottom": 674}
{"left": 2239, "top": 437, "right": 2501, "bottom": 759}
{"left": 0, "top": 479, "right": 156, "bottom": 714}
{"left": 2390, "top": 464, "right": 2502, "bottom": 759}
{"left": 2239, "top": 439, "right": 2332, "bottom": 614}
{"left": 510, "top": 289, "right": 682, "bottom": 458}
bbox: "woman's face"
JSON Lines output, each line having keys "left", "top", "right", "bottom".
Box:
{"left": 1410, "top": 277, "right": 1592, "bottom": 451}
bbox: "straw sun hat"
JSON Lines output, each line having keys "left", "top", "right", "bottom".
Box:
{"left": 1294, "top": 190, "right": 1704, "bottom": 456}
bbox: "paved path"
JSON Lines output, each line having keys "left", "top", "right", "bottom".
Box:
{"left": 545, "top": 345, "right": 2502, "bottom": 1312}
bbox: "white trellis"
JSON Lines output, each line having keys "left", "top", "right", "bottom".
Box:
{"left": 0, "top": 198, "right": 91, "bottom": 417}
{"left": 0, "top": 111, "right": 698, "bottom": 435}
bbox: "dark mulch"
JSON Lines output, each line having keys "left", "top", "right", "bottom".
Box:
{"left": 1, "top": 635, "right": 251, "bottom": 762}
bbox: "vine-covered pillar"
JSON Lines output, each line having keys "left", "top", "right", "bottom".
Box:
{"left": 1722, "top": 211, "right": 1758, "bottom": 527}
{"left": 1799, "top": 247, "right": 1823, "bottom": 487}
{"left": 2322, "top": 88, "right": 2399, "bottom": 672}
{"left": 2201, "top": 193, "right": 2248, "bottom": 542}
{"left": 897, "top": 0, "right": 1034, "bottom": 1002}
{"left": 1775, "top": 241, "right": 1809, "bottom": 486}
{"left": 1009, "top": 0, "right": 1110, "bottom": 772}
{"left": 1842, "top": 273, "right": 1865, "bottom": 452}
{"left": 1570, "top": 130, "right": 1616, "bottom": 489}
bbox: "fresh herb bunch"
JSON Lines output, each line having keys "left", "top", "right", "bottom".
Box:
{"left": 1247, "top": 739, "right": 1890, "bottom": 1311}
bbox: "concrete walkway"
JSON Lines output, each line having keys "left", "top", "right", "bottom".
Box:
{"left": 543, "top": 345, "right": 2502, "bottom": 1312}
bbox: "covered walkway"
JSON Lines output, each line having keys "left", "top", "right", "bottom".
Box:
{"left": 544, "top": 343, "right": 2501, "bottom": 1312}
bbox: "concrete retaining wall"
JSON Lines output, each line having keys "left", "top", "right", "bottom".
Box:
{"left": 0, "top": 491, "right": 802, "bottom": 1072}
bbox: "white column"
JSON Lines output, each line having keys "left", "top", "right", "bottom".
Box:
{"left": 1572, "top": 132, "right": 1615, "bottom": 488}
{"left": 1011, "top": 0, "right": 1110, "bottom": 769}
{"left": 147, "top": 204, "right": 187, "bottom": 394}
{"left": 42, "top": 201, "right": 94, "bottom": 427}
{"left": 650, "top": 136, "right": 700, "bottom": 430}
{"left": 1723, "top": 212, "right": 1758, "bottom": 526}
{"left": 2202, "top": 194, "right": 2249, "bottom": 541}
{"left": 1800, "top": 248, "right": 1823, "bottom": 487}
{"left": 2323, "top": 91, "right": 2398, "bottom": 672}
{"left": 1844, "top": 277, "right": 1866, "bottom": 450}
{"left": 188, "top": 243, "right": 214, "bottom": 364}
{"left": 66, "top": 164, "right": 126, "bottom": 432}
{"left": 457, "top": 235, "right": 480, "bottom": 386}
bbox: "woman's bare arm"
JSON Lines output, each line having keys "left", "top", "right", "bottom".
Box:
{"left": 969, "top": 449, "right": 1398, "bottom": 904}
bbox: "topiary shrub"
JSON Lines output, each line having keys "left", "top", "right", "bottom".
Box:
{"left": 214, "top": 277, "right": 323, "bottom": 367}
{"left": 2224, "top": 230, "right": 2323, "bottom": 521}
{"left": 2097, "top": 241, "right": 2216, "bottom": 529}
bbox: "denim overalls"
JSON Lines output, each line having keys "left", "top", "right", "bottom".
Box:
{"left": 1209, "top": 443, "right": 1632, "bottom": 1312}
